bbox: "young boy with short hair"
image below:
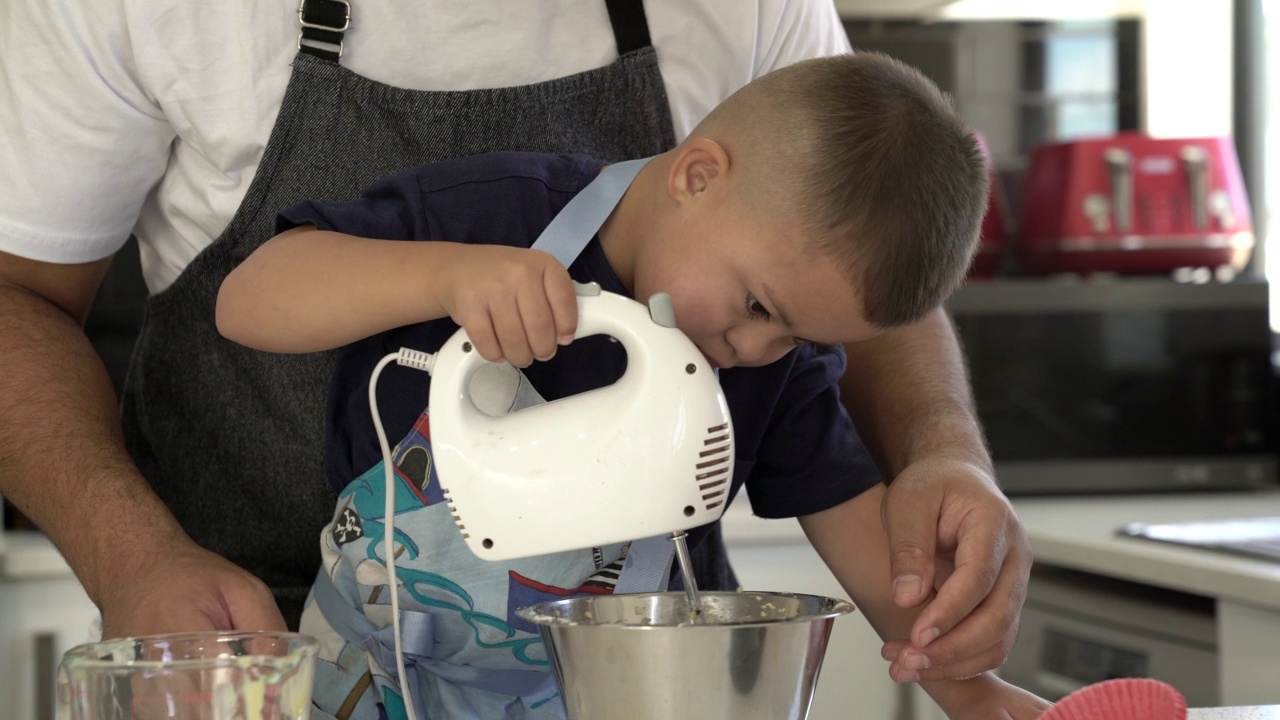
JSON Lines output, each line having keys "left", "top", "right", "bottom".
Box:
{"left": 217, "top": 52, "right": 1049, "bottom": 720}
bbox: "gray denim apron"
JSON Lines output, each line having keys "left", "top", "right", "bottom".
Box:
{"left": 119, "top": 0, "right": 733, "bottom": 630}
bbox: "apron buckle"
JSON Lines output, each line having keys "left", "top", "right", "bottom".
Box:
{"left": 297, "top": 0, "right": 350, "bottom": 59}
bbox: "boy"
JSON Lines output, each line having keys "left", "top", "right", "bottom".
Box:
{"left": 217, "top": 52, "right": 1050, "bottom": 719}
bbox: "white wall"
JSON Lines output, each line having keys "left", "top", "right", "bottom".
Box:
{"left": 1142, "top": 0, "right": 1235, "bottom": 138}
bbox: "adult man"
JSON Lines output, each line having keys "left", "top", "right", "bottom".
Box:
{"left": 0, "top": 0, "right": 1029, "bottom": 683}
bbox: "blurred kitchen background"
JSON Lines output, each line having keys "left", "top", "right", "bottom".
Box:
{"left": 3, "top": 1, "right": 1280, "bottom": 719}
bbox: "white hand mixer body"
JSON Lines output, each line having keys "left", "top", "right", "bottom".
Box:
{"left": 367, "top": 283, "right": 733, "bottom": 719}
{"left": 426, "top": 282, "right": 736, "bottom": 561}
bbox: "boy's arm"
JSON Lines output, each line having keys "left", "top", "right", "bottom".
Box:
{"left": 216, "top": 226, "right": 578, "bottom": 365}
{"left": 798, "top": 486, "right": 1051, "bottom": 720}
{"left": 840, "top": 308, "right": 1034, "bottom": 680}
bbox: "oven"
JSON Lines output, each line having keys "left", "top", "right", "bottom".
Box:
{"left": 1001, "top": 565, "right": 1219, "bottom": 706}
{"left": 948, "top": 278, "right": 1278, "bottom": 495}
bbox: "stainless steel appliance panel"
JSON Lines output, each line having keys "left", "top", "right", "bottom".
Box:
{"left": 1003, "top": 566, "right": 1219, "bottom": 706}
{"left": 948, "top": 279, "right": 1277, "bottom": 495}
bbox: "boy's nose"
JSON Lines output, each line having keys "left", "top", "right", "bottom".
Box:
{"left": 728, "top": 329, "right": 790, "bottom": 367}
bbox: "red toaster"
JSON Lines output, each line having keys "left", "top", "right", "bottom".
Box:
{"left": 969, "top": 131, "right": 1011, "bottom": 279}
{"left": 1016, "top": 133, "right": 1254, "bottom": 276}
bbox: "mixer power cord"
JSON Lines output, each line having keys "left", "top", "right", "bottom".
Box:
{"left": 368, "top": 348, "right": 438, "bottom": 720}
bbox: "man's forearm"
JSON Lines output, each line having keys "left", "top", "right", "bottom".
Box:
{"left": 839, "top": 308, "right": 991, "bottom": 477}
{"left": 0, "top": 284, "right": 186, "bottom": 605}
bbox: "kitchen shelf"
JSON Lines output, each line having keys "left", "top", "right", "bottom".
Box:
{"left": 947, "top": 277, "right": 1269, "bottom": 315}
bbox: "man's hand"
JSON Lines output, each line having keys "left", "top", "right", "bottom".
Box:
{"left": 97, "top": 541, "right": 286, "bottom": 640}
{"left": 0, "top": 253, "right": 287, "bottom": 640}
{"left": 877, "top": 457, "right": 1032, "bottom": 682}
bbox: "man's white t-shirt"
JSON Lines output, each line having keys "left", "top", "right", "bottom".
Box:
{"left": 0, "top": 0, "right": 850, "bottom": 293}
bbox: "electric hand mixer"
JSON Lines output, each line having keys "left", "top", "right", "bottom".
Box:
{"left": 370, "top": 286, "right": 857, "bottom": 720}
{"left": 372, "top": 280, "right": 734, "bottom": 583}
{"left": 428, "top": 282, "right": 734, "bottom": 560}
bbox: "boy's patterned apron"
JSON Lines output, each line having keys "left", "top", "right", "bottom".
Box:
{"left": 116, "top": 0, "right": 736, "bottom": 632}
{"left": 305, "top": 158, "right": 676, "bottom": 719}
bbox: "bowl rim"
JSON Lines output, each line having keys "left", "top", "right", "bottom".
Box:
{"left": 60, "top": 630, "right": 319, "bottom": 668}
{"left": 514, "top": 590, "right": 856, "bottom": 628}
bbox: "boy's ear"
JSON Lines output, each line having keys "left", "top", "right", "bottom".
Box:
{"left": 667, "top": 138, "right": 730, "bottom": 204}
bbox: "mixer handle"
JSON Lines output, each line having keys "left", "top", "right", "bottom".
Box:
{"left": 435, "top": 287, "right": 701, "bottom": 421}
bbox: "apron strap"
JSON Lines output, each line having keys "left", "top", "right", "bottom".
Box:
{"left": 531, "top": 154, "right": 677, "bottom": 592}
{"left": 614, "top": 535, "right": 676, "bottom": 593}
{"left": 297, "top": 0, "right": 352, "bottom": 62}
{"left": 606, "top": 0, "right": 655, "bottom": 55}
{"left": 530, "top": 157, "right": 651, "bottom": 265}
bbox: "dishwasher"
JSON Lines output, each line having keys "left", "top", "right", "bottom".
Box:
{"left": 1002, "top": 564, "right": 1219, "bottom": 707}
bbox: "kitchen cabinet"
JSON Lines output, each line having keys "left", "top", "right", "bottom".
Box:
{"left": 0, "top": 532, "right": 99, "bottom": 720}
{"left": 1012, "top": 491, "right": 1280, "bottom": 707}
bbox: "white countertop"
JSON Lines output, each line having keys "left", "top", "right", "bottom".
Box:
{"left": 0, "top": 530, "right": 77, "bottom": 581}
{"left": 724, "top": 490, "right": 1280, "bottom": 595}
{"left": 721, "top": 489, "right": 1280, "bottom": 715}
{"left": 1192, "top": 707, "right": 1280, "bottom": 719}
{"left": 719, "top": 497, "right": 809, "bottom": 544}
{"left": 9, "top": 490, "right": 1280, "bottom": 716}
{"left": 1010, "top": 490, "right": 1280, "bottom": 610}
{"left": 721, "top": 489, "right": 1280, "bottom": 610}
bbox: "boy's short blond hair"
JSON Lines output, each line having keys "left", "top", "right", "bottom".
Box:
{"left": 695, "top": 51, "right": 988, "bottom": 328}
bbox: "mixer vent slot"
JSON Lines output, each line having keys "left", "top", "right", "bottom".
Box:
{"left": 443, "top": 491, "right": 467, "bottom": 536}
{"left": 696, "top": 423, "right": 733, "bottom": 511}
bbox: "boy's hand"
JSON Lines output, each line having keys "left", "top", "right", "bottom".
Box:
{"left": 438, "top": 246, "right": 579, "bottom": 367}
{"left": 922, "top": 673, "right": 1052, "bottom": 720}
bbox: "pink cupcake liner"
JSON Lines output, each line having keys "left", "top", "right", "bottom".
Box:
{"left": 1040, "top": 678, "right": 1188, "bottom": 720}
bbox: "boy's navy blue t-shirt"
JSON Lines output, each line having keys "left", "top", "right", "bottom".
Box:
{"left": 278, "top": 152, "right": 881, "bottom": 555}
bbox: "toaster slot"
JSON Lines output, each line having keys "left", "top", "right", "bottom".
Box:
{"left": 1179, "top": 145, "right": 1210, "bottom": 231}
{"left": 1104, "top": 147, "right": 1133, "bottom": 233}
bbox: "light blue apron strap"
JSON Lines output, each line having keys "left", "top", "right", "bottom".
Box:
{"left": 529, "top": 156, "right": 676, "bottom": 597}
{"left": 530, "top": 157, "right": 653, "bottom": 265}
{"left": 311, "top": 569, "right": 558, "bottom": 707}
{"left": 614, "top": 534, "right": 675, "bottom": 593}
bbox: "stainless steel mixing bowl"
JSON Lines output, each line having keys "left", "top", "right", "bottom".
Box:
{"left": 516, "top": 591, "right": 855, "bottom": 720}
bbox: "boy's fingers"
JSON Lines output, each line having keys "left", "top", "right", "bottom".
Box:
{"left": 544, "top": 267, "right": 579, "bottom": 346}
{"left": 454, "top": 307, "right": 504, "bottom": 363}
{"left": 492, "top": 298, "right": 535, "bottom": 367}
{"left": 517, "top": 285, "right": 559, "bottom": 362}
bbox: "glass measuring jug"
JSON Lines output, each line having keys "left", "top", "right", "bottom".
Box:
{"left": 57, "top": 631, "right": 318, "bottom": 720}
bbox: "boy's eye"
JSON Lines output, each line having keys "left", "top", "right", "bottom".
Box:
{"left": 745, "top": 293, "right": 771, "bottom": 319}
